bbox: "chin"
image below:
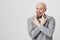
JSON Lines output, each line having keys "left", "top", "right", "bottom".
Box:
{"left": 37, "top": 15, "right": 42, "bottom": 17}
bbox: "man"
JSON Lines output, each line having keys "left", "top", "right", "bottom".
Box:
{"left": 27, "top": 2, "right": 55, "bottom": 40}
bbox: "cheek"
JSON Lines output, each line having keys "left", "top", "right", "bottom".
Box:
{"left": 39, "top": 10, "right": 44, "bottom": 13}
{"left": 36, "top": 9, "right": 45, "bottom": 13}
{"left": 36, "top": 10, "right": 40, "bottom": 12}
{"left": 36, "top": 11, "right": 41, "bottom": 14}
{"left": 36, "top": 10, "right": 38, "bottom": 13}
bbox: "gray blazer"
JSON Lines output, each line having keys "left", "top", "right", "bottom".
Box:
{"left": 27, "top": 15, "right": 55, "bottom": 40}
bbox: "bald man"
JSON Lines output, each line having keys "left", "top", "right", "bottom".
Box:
{"left": 27, "top": 2, "right": 55, "bottom": 40}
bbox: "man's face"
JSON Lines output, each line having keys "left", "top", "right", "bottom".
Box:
{"left": 36, "top": 3, "right": 46, "bottom": 17}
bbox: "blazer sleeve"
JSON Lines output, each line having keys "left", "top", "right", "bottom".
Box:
{"left": 38, "top": 17, "right": 55, "bottom": 37}
{"left": 27, "top": 18, "right": 41, "bottom": 39}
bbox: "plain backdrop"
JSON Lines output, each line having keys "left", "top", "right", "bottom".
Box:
{"left": 0, "top": 0, "right": 60, "bottom": 40}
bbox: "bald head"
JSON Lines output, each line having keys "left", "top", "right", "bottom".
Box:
{"left": 36, "top": 2, "right": 47, "bottom": 17}
{"left": 36, "top": 2, "right": 46, "bottom": 11}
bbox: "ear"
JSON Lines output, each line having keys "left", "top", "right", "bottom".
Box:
{"left": 44, "top": 8, "right": 47, "bottom": 11}
{"left": 43, "top": 8, "right": 46, "bottom": 13}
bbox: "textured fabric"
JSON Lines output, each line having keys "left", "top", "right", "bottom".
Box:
{"left": 27, "top": 15, "right": 55, "bottom": 40}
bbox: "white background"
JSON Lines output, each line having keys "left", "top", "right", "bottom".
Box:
{"left": 0, "top": 0, "right": 60, "bottom": 40}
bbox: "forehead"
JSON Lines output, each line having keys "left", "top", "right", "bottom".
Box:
{"left": 36, "top": 2, "right": 46, "bottom": 8}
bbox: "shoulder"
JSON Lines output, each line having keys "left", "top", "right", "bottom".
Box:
{"left": 27, "top": 16, "right": 35, "bottom": 22}
{"left": 46, "top": 14, "right": 55, "bottom": 20}
{"left": 46, "top": 15, "right": 55, "bottom": 22}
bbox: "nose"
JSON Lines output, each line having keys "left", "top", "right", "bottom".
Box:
{"left": 38, "top": 10, "right": 41, "bottom": 12}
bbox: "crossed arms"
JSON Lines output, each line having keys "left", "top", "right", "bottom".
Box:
{"left": 27, "top": 17, "right": 55, "bottom": 39}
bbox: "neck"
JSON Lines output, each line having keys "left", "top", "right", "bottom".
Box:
{"left": 36, "top": 15, "right": 42, "bottom": 19}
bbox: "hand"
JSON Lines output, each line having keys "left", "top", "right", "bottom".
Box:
{"left": 33, "top": 16, "right": 41, "bottom": 27}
